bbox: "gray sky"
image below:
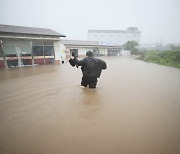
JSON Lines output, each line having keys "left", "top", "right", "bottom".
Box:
{"left": 0, "top": 0, "right": 180, "bottom": 44}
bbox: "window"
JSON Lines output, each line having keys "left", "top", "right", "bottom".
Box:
{"left": 33, "top": 46, "right": 43, "bottom": 56}
{"left": 93, "top": 48, "right": 100, "bottom": 57}
{"left": 32, "top": 41, "right": 43, "bottom": 46}
{"left": 44, "top": 46, "right": 54, "bottom": 56}
{"left": 18, "top": 43, "right": 31, "bottom": 54}
{"left": 70, "top": 49, "right": 78, "bottom": 57}
{"left": 4, "top": 44, "right": 16, "bottom": 55}
{"left": 44, "top": 42, "right": 53, "bottom": 46}
{"left": 44, "top": 41, "right": 54, "bottom": 56}
{"left": 32, "top": 41, "right": 54, "bottom": 57}
{"left": 0, "top": 45, "right": 3, "bottom": 57}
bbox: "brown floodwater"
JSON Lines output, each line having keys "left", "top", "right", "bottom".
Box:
{"left": 0, "top": 57, "right": 180, "bottom": 154}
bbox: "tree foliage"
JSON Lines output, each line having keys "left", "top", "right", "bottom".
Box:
{"left": 123, "top": 41, "right": 139, "bottom": 50}
{"left": 123, "top": 41, "right": 139, "bottom": 54}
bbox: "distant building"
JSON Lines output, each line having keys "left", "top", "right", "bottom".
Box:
{"left": 60, "top": 39, "right": 123, "bottom": 58}
{"left": 0, "top": 24, "right": 66, "bottom": 68}
{"left": 122, "top": 49, "right": 131, "bottom": 56}
{"left": 88, "top": 27, "right": 141, "bottom": 45}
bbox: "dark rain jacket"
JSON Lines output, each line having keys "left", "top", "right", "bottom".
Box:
{"left": 74, "top": 57, "right": 107, "bottom": 78}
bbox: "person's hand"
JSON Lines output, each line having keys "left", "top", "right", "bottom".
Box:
{"left": 69, "top": 58, "right": 76, "bottom": 67}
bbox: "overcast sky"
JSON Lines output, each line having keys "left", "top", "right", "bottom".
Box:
{"left": 0, "top": 0, "right": 180, "bottom": 44}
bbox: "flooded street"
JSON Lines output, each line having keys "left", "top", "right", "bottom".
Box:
{"left": 0, "top": 57, "right": 180, "bottom": 154}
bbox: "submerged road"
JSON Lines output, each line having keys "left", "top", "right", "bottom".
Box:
{"left": 0, "top": 57, "right": 180, "bottom": 154}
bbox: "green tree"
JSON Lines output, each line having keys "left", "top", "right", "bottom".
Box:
{"left": 123, "top": 41, "right": 139, "bottom": 54}
{"left": 123, "top": 41, "right": 139, "bottom": 50}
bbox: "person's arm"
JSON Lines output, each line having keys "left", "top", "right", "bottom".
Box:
{"left": 75, "top": 58, "right": 84, "bottom": 66}
{"left": 99, "top": 59, "right": 107, "bottom": 69}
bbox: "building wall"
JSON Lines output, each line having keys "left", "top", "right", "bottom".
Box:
{"left": 0, "top": 39, "right": 59, "bottom": 68}
{"left": 54, "top": 40, "right": 62, "bottom": 64}
{"left": 65, "top": 47, "right": 92, "bottom": 58}
{"left": 122, "top": 49, "right": 131, "bottom": 56}
{"left": 88, "top": 27, "right": 141, "bottom": 45}
{"left": 63, "top": 45, "right": 117, "bottom": 59}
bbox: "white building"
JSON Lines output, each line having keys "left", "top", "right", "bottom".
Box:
{"left": 122, "top": 49, "right": 131, "bottom": 56}
{"left": 60, "top": 40, "right": 123, "bottom": 58}
{"left": 88, "top": 27, "right": 141, "bottom": 45}
{"left": 0, "top": 24, "right": 66, "bottom": 68}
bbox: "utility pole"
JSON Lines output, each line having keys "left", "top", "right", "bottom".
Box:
{"left": 30, "top": 41, "right": 34, "bottom": 66}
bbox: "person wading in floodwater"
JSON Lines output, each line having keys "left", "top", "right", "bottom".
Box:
{"left": 69, "top": 51, "right": 107, "bottom": 88}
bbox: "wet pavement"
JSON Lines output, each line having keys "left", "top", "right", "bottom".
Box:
{"left": 0, "top": 57, "right": 180, "bottom": 154}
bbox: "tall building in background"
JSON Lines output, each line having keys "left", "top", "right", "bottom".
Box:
{"left": 88, "top": 27, "right": 141, "bottom": 45}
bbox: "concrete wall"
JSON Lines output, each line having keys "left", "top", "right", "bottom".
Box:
{"left": 64, "top": 46, "right": 108, "bottom": 58}
{"left": 122, "top": 49, "right": 131, "bottom": 56}
{"left": 54, "top": 41, "right": 66, "bottom": 64}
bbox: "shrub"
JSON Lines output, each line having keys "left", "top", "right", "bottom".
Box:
{"left": 143, "top": 50, "right": 180, "bottom": 68}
